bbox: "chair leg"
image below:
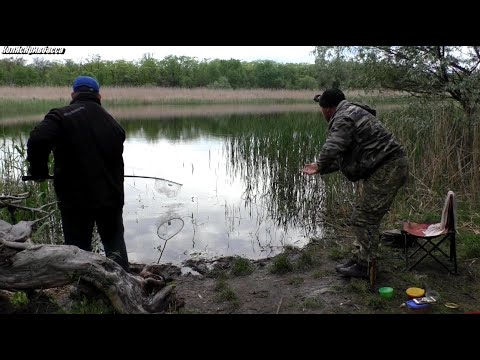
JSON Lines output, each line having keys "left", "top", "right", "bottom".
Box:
{"left": 405, "top": 233, "right": 457, "bottom": 274}
{"left": 451, "top": 233, "right": 457, "bottom": 274}
{"left": 404, "top": 233, "right": 409, "bottom": 270}
{"left": 406, "top": 248, "right": 431, "bottom": 272}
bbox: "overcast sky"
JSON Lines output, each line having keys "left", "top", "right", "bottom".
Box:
{"left": 1, "top": 46, "right": 317, "bottom": 64}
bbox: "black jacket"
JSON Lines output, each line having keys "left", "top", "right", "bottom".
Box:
{"left": 27, "top": 92, "right": 125, "bottom": 209}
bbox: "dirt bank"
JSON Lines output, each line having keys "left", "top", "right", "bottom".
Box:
{"left": 2, "top": 234, "right": 478, "bottom": 314}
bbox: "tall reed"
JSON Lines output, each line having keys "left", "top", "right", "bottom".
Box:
{"left": 381, "top": 99, "right": 480, "bottom": 219}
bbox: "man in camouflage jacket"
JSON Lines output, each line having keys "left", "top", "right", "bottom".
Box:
{"left": 302, "top": 88, "right": 408, "bottom": 278}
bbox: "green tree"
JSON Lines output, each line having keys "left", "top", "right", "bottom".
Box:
{"left": 215, "top": 59, "right": 245, "bottom": 89}
{"left": 157, "top": 55, "right": 199, "bottom": 87}
{"left": 252, "top": 61, "right": 284, "bottom": 89}
{"left": 109, "top": 60, "right": 138, "bottom": 85}
{"left": 207, "top": 76, "right": 232, "bottom": 89}
{"left": 297, "top": 75, "right": 318, "bottom": 90}
{"left": 314, "top": 46, "right": 480, "bottom": 116}
{"left": 138, "top": 53, "right": 160, "bottom": 85}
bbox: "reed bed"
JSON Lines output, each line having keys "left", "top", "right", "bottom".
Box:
{"left": 0, "top": 86, "right": 408, "bottom": 122}
{"left": 0, "top": 86, "right": 405, "bottom": 102}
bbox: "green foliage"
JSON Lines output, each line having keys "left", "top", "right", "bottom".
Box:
{"left": 302, "top": 296, "right": 324, "bottom": 309}
{"left": 10, "top": 291, "right": 29, "bottom": 308}
{"left": 328, "top": 247, "right": 351, "bottom": 261}
{"left": 214, "top": 277, "right": 228, "bottom": 292}
{"left": 314, "top": 46, "right": 480, "bottom": 116}
{"left": 206, "top": 268, "right": 228, "bottom": 279}
{"left": 0, "top": 55, "right": 322, "bottom": 90}
{"left": 297, "top": 75, "right": 318, "bottom": 90}
{"left": 458, "top": 233, "right": 480, "bottom": 260}
{"left": 215, "top": 287, "right": 238, "bottom": 303}
{"left": 207, "top": 76, "right": 232, "bottom": 89}
{"left": 65, "top": 296, "right": 113, "bottom": 314}
{"left": 366, "top": 295, "right": 389, "bottom": 310}
{"left": 230, "top": 256, "right": 254, "bottom": 276}
{"left": 296, "top": 251, "right": 315, "bottom": 271}
{"left": 348, "top": 278, "right": 370, "bottom": 293}
{"left": 312, "top": 269, "right": 329, "bottom": 278}
{"left": 213, "top": 278, "right": 239, "bottom": 307}
{"left": 269, "top": 253, "right": 294, "bottom": 274}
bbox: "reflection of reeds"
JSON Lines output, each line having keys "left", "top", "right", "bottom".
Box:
{"left": 225, "top": 112, "right": 327, "bottom": 236}
{"left": 0, "top": 104, "right": 319, "bottom": 125}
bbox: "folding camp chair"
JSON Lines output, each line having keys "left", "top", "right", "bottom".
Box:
{"left": 402, "top": 191, "right": 457, "bottom": 274}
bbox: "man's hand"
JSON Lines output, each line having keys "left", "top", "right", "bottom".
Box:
{"left": 301, "top": 162, "right": 320, "bottom": 175}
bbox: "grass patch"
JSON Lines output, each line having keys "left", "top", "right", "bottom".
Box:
{"left": 269, "top": 253, "right": 294, "bottom": 275}
{"left": 328, "top": 247, "right": 352, "bottom": 261}
{"left": 312, "top": 270, "right": 330, "bottom": 278}
{"left": 213, "top": 278, "right": 239, "bottom": 309}
{"left": 348, "top": 278, "right": 370, "bottom": 293}
{"left": 366, "top": 295, "right": 390, "bottom": 310}
{"left": 230, "top": 256, "right": 254, "bottom": 276}
{"left": 458, "top": 233, "right": 480, "bottom": 260}
{"left": 288, "top": 276, "right": 305, "bottom": 285}
{"left": 296, "top": 251, "right": 316, "bottom": 271}
{"left": 206, "top": 268, "right": 229, "bottom": 279}
{"left": 9, "top": 291, "right": 29, "bottom": 308}
{"left": 215, "top": 288, "right": 238, "bottom": 303}
{"left": 302, "top": 297, "right": 324, "bottom": 309}
{"left": 62, "top": 296, "right": 114, "bottom": 314}
{"left": 396, "top": 271, "right": 424, "bottom": 286}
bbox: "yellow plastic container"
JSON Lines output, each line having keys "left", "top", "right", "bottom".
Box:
{"left": 406, "top": 287, "right": 425, "bottom": 299}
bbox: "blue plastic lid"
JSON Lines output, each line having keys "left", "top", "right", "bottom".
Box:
{"left": 406, "top": 300, "right": 432, "bottom": 309}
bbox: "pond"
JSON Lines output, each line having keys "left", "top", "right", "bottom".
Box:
{"left": 1, "top": 104, "right": 330, "bottom": 266}
{"left": 120, "top": 105, "right": 328, "bottom": 265}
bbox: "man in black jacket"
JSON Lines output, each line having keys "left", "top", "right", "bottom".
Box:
{"left": 26, "top": 75, "right": 129, "bottom": 271}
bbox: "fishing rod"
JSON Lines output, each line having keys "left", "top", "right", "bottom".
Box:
{"left": 21, "top": 174, "right": 183, "bottom": 186}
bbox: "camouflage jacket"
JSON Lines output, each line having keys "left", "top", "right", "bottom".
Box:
{"left": 317, "top": 100, "right": 405, "bottom": 182}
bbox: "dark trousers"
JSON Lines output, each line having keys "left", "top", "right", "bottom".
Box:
{"left": 60, "top": 206, "right": 129, "bottom": 271}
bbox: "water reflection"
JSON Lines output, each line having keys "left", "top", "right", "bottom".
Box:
{"left": 0, "top": 103, "right": 315, "bottom": 125}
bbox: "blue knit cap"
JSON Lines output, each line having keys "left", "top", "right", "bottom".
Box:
{"left": 72, "top": 75, "right": 100, "bottom": 93}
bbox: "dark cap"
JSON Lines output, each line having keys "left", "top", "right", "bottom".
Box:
{"left": 313, "top": 88, "right": 345, "bottom": 108}
{"left": 73, "top": 75, "right": 100, "bottom": 93}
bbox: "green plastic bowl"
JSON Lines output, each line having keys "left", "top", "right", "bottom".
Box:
{"left": 379, "top": 287, "right": 394, "bottom": 299}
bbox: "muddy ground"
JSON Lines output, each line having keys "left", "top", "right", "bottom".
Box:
{"left": 2, "top": 233, "right": 479, "bottom": 315}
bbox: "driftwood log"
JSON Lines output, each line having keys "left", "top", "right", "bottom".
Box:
{"left": 0, "top": 219, "right": 182, "bottom": 314}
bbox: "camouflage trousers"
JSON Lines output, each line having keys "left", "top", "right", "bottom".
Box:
{"left": 350, "top": 157, "right": 408, "bottom": 265}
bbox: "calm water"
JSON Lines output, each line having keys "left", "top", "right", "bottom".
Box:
{"left": 2, "top": 105, "right": 329, "bottom": 265}
{"left": 120, "top": 110, "right": 328, "bottom": 265}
